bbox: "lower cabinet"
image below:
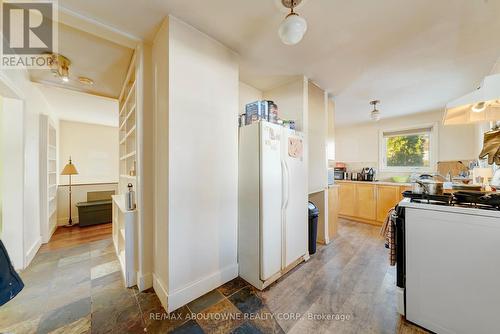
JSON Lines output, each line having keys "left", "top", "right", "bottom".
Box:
{"left": 356, "top": 184, "right": 377, "bottom": 221}
{"left": 338, "top": 182, "right": 356, "bottom": 216}
{"left": 376, "top": 185, "right": 401, "bottom": 222}
{"left": 338, "top": 182, "right": 407, "bottom": 225}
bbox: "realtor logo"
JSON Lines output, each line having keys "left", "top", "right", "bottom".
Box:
{"left": 1, "top": 0, "right": 58, "bottom": 68}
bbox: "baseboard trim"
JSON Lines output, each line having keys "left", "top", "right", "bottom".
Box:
{"left": 153, "top": 274, "right": 169, "bottom": 311}
{"left": 25, "top": 238, "right": 41, "bottom": 268}
{"left": 137, "top": 272, "right": 153, "bottom": 291}
{"left": 167, "top": 263, "right": 238, "bottom": 313}
{"left": 338, "top": 215, "right": 383, "bottom": 226}
{"left": 42, "top": 221, "right": 58, "bottom": 244}
{"left": 57, "top": 216, "right": 79, "bottom": 226}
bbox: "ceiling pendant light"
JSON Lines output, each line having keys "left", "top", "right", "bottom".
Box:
{"left": 370, "top": 100, "right": 381, "bottom": 121}
{"left": 279, "top": 0, "right": 307, "bottom": 45}
{"left": 49, "top": 54, "right": 71, "bottom": 83}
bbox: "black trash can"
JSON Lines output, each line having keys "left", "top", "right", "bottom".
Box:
{"left": 308, "top": 202, "right": 319, "bottom": 255}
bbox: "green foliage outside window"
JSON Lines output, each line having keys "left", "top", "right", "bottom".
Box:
{"left": 386, "top": 134, "right": 430, "bottom": 167}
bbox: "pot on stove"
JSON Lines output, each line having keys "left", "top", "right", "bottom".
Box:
{"left": 412, "top": 174, "right": 444, "bottom": 195}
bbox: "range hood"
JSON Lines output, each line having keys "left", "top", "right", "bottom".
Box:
{"left": 444, "top": 73, "right": 500, "bottom": 125}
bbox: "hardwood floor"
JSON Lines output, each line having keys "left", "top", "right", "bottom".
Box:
{"left": 40, "top": 223, "right": 112, "bottom": 252}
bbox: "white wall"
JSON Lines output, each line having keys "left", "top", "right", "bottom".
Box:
{"left": 153, "top": 16, "right": 239, "bottom": 312}
{"left": 58, "top": 120, "right": 119, "bottom": 185}
{"left": 138, "top": 41, "right": 155, "bottom": 292}
{"left": 263, "top": 77, "right": 307, "bottom": 132}
{"left": 327, "top": 99, "right": 335, "bottom": 161}
{"left": 56, "top": 120, "right": 118, "bottom": 225}
{"left": 308, "top": 81, "right": 328, "bottom": 193}
{"left": 1, "top": 98, "right": 24, "bottom": 269}
{"left": 152, "top": 18, "right": 170, "bottom": 308}
{"left": 0, "top": 68, "right": 57, "bottom": 268}
{"left": 168, "top": 16, "right": 239, "bottom": 310}
{"left": 335, "top": 110, "right": 478, "bottom": 179}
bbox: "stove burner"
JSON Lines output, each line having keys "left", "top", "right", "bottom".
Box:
{"left": 402, "top": 190, "right": 500, "bottom": 211}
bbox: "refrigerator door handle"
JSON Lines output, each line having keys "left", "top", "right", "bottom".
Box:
{"left": 281, "top": 160, "right": 287, "bottom": 209}
{"left": 284, "top": 160, "right": 290, "bottom": 209}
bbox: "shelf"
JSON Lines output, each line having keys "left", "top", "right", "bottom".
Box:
{"left": 49, "top": 196, "right": 56, "bottom": 202}
{"left": 119, "top": 80, "right": 136, "bottom": 116}
{"left": 49, "top": 184, "right": 57, "bottom": 189}
{"left": 48, "top": 158, "right": 57, "bottom": 162}
{"left": 120, "top": 174, "right": 136, "bottom": 180}
{"left": 48, "top": 144, "right": 56, "bottom": 149}
{"left": 118, "top": 53, "right": 137, "bottom": 103}
{"left": 119, "top": 104, "right": 136, "bottom": 131}
{"left": 120, "top": 151, "right": 136, "bottom": 161}
{"left": 48, "top": 171, "right": 57, "bottom": 174}
{"left": 119, "top": 125, "right": 136, "bottom": 145}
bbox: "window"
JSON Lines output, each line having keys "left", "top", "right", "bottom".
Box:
{"left": 379, "top": 124, "right": 437, "bottom": 171}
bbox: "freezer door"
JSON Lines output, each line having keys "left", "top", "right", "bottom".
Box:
{"left": 259, "top": 122, "right": 283, "bottom": 280}
{"left": 282, "top": 128, "right": 308, "bottom": 267}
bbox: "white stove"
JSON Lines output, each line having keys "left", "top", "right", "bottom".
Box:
{"left": 394, "top": 199, "right": 500, "bottom": 334}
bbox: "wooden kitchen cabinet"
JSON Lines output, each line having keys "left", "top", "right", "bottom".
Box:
{"left": 376, "top": 185, "right": 401, "bottom": 222}
{"left": 337, "top": 181, "right": 408, "bottom": 226}
{"left": 399, "top": 185, "right": 411, "bottom": 200}
{"left": 338, "top": 183, "right": 356, "bottom": 217}
{"left": 355, "top": 183, "right": 377, "bottom": 221}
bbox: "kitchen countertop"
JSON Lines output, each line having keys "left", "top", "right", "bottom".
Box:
{"left": 335, "top": 180, "right": 412, "bottom": 187}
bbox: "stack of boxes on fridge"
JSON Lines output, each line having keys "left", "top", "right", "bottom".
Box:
{"left": 240, "top": 100, "right": 296, "bottom": 130}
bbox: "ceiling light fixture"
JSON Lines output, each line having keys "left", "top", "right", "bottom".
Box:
{"left": 279, "top": 0, "right": 307, "bottom": 45}
{"left": 471, "top": 101, "right": 487, "bottom": 113}
{"left": 49, "top": 54, "right": 71, "bottom": 83}
{"left": 78, "top": 76, "right": 94, "bottom": 86}
{"left": 370, "top": 100, "right": 381, "bottom": 121}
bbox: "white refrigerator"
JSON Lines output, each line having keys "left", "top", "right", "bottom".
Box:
{"left": 238, "top": 120, "right": 308, "bottom": 290}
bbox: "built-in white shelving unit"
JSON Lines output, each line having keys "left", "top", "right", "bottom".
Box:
{"left": 113, "top": 51, "right": 139, "bottom": 287}
{"left": 118, "top": 53, "right": 137, "bottom": 190}
{"left": 112, "top": 194, "right": 136, "bottom": 287}
{"left": 40, "top": 115, "right": 58, "bottom": 243}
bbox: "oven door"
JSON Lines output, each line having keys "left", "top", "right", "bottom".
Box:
{"left": 393, "top": 205, "right": 406, "bottom": 315}
{"left": 394, "top": 205, "right": 405, "bottom": 288}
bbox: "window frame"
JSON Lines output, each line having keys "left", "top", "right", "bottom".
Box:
{"left": 378, "top": 123, "right": 438, "bottom": 173}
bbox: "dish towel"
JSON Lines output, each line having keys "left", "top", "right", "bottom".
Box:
{"left": 380, "top": 208, "right": 396, "bottom": 266}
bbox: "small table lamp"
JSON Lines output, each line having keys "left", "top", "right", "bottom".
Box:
{"left": 61, "top": 157, "right": 79, "bottom": 226}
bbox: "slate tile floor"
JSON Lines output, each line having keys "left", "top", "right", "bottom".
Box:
{"left": 0, "top": 236, "right": 283, "bottom": 334}
{"left": 0, "top": 220, "right": 427, "bottom": 334}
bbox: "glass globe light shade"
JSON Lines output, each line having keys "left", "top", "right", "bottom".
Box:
{"left": 279, "top": 14, "right": 307, "bottom": 45}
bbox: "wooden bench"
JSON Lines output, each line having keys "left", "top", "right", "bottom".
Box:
{"left": 76, "top": 191, "right": 115, "bottom": 227}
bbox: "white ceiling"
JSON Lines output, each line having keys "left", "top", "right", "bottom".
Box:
{"left": 36, "top": 84, "right": 119, "bottom": 127}
{"left": 29, "top": 23, "right": 133, "bottom": 99}
{"left": 59, "top": 0, "right": 500, "bottom": 124}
